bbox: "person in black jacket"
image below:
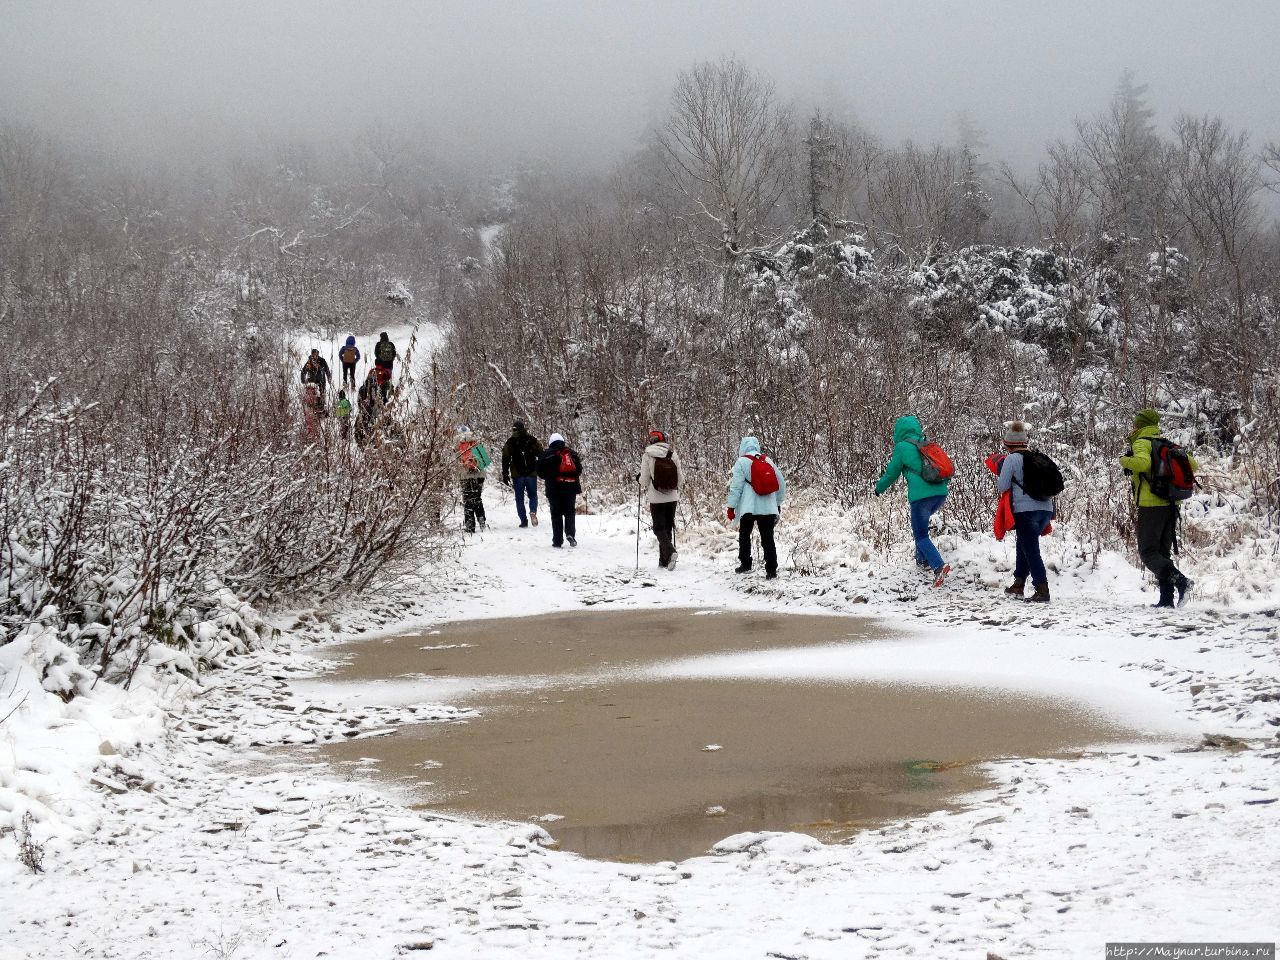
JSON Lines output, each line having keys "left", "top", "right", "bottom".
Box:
{"left": 300, "top": 349, "right": 332, "bottom": 397}
{"left": 501, "top": 419, "right": 543, "bottom": 528}
{"left": 536, "top": 432, "right": 582, "bottom": 548}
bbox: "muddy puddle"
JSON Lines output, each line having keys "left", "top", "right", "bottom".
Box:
{"left": 301, "top": 609, "right": 1139, "bottom": 862}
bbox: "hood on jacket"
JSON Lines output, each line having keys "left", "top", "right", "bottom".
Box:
{"left": 645, "top": 441, "right": 671, "bottom": 458}
{"left": 1134, "top": 407, "right": 1160, "bottom": 430}
{"left": 738, "top": 436, "right": 761, "bottom": 457}
{"left": 345, "top": 335, "right": 356, "bottom": 346}
{"left": 892, "top": 415, "right": 924, "bottom": 444}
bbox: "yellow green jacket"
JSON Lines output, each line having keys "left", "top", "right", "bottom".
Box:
{"left": 1119, "top": 425, "right": 1198, "bottom": 507}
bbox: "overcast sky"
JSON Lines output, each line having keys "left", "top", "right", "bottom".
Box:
{"left": 3, "top": 0, "right": 1279, "bottom": 171}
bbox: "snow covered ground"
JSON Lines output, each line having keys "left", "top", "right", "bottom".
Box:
{"left": 3, "top": 490, "right": 1278, "bottom": 959}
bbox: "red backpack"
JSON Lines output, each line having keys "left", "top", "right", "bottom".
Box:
{"left": 1147, "top": 438, "right": 1196, "bottom": 501}
{"left": 908, "top": 439, "right": 955, "bottom": 483}
{"left": 557, "top": 449, "right": 577, "bottom": 479}
{"left": 747, "top": 454, "right": 780, "bottom": 495}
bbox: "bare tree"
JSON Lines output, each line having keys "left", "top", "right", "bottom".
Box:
{"left": 656, "top": 57, "right": 794, "bottom": 262}
{"left": 1169, "top": 114, "right": 1262, "bottom": 321}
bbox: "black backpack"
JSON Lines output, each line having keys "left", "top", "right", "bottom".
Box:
{"left": 374, "top": 339, "right": 396, "bottom": 362}
{"left": 1016, "top": 450, "right": 1065, "bottom": 501}
{"left": 513, "top": 435, "right": 539, "bottom": 474}
{"left": 652, "top": 450, "right": 679, "bottom": 492}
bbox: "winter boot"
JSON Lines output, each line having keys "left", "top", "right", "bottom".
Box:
{"left": 1027, "top": 581, "right": 1051, "bottom": 603}
{"left": 1175, "top": 573, "right": 1193, "bottom": 607}
{"left": 931, "top": 563, "right": 952, "bottom": 588}
{"left": 667, "top": 551, "right": 678, "bottom": 571}
{"left": 1154, "top": 577, "right": 1176, "bottom": 609}
{"left": 567, "top": 536, "right": 577, "bottom": 547}
{"left": 765, "top": 570, "right": 778, "bottom": 580}
{"left": 734, "top": 564, "right": 751, "bottom": 574}
{"left": 519, "top": 520, "right": 529, "bottom": 528}
{"left": 530, "top": 513, "right": 539, "bottom": 527}
{"left": 1005, "top": 576, "right": 1027, "bottom": 598}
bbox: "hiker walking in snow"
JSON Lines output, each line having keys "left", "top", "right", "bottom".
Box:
{"left": 1120, "top": 408, "right": 1197, "bottom": 608}
{"left": 300, "top": 348, "right": 332, "bottom": 397}
{"left": 874, "top": 415, "right": 953, "bottom": 587}
{"left": 536, "top": 432, "right": 582, "bottom": 548}
{"left": 987, "top": 421, "right": 1061, "bottom": 603}
{"left": 338, "top": 335, "right": 361, "bottom": 390}
{"left": 501, "top": 419, "right": 542, "bottom": 528}
{"left": 726, "top": 436, "right": 785, "bottom": 579}
{"left": 333, "top": 389, "right": 353, "bottom": 439}
{"left": 373, "top": 332, "right": 397, "bottom": 400}
{"left": 355, "top": 369, "right": 382, "bottom": 445}
{"left": 639, "top": 430, "right": 682, "bottom": 570}
{"left": 456, "top": 426, "right": 490, "bottom": 533}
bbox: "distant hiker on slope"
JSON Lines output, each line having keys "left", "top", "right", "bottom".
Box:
{"left": 456, "top": 426, "right": 490, "bottom": 533}
{"left": 536, "top": 432, "right": 582, "bottom": 548}
{"left": 639, "top": 430, "right": 682, "bottom": 570}
{"left": 726, "top": 436, "right": 785, "bottom": 579}
{"left": 1120, "top": 407, "right": 1197, "bottom": 608}
{"left": 501, "top": 419, "right": 542, "bottom": 528}
{"left": 338, "top": 335, "right": 361, "bottom": 390}
{"left": 300, "top": 348, "right": 332, "bottom": 397}
{"left": 874, "top": 415, "right": 953, "bottom": 587}
{"left": 373, "top": 332, "right": 397, "bottom": 401}
{"left": 985, "top": 421, "right": 1061, "bottom": 603}
{"left": 355, "top": 369, "right": 382, "bottom": 446}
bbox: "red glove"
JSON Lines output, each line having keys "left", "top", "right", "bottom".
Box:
{"left": 726, "top": 508, "right": 735, "bottom": 521}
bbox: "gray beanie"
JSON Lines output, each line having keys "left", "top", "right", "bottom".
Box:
{"left": 1003, "top": 421, "right": 1030, "bottom": 446}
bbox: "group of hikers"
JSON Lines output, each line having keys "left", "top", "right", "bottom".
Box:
{"left": 299, "top": 332, "right": 400, "bottom": 444}
{"left": 453, "top": 407, "right": 1198, "bottom": 609}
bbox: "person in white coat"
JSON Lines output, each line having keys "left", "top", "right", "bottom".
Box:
{"left": 639, "top": 430, "right": 682, "bottom": 569}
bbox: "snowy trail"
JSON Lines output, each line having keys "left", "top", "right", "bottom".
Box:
{"left": 3, "top": 490, "right": 1278, "bottom": 959}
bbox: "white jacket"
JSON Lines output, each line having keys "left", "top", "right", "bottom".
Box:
{"left": 639, "top": 442, "right": 681, "bottom": 505}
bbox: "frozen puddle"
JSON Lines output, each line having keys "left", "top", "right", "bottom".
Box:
{"left": 303, "top": 609, "right": 1151, "bottom": 862}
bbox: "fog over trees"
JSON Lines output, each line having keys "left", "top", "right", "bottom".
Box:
{"left": 4, "top": 2, "right": 1280, "bottom": 665}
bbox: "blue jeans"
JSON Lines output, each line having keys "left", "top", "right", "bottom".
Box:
{"left": 1013, "top": 509, "right": 1053, "bottom": 584}
{"left": 909, "top": 494, "right": 947, "bottom": 571}
{"left": 513, "top": 475, "right": 538, "bottom": 523}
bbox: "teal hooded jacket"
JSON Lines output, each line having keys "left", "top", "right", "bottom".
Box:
{"left": 874, "top": 415, "right": 951, "bottom": 502}
{"left": 726, "top": 436, "right": 786, "bottom": 516}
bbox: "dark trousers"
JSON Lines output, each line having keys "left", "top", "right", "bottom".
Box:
{"left": 1137, "top": 505, "right": 1181, "bottom": 582}
{"left": 738, "top": 512, "right": 778, "bottom": 574}
{"left": 547, "top": 486, "right": 577, "bottom": 545}
{"left": 462, "top": 478, "right": 486, "bottom": 532}
{"left": 1013, "top": 509, "right": 1053, "bottom": 584}
{"left": 650, "top": 501, "right": 677, "bottom": 566}
{"left": 341, "top": 362, "right": 357, "bottom": 389}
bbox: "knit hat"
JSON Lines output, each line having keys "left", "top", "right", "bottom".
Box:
{"left": 513, "top": 419, "right": 526, "bottom": 431}
{"left": 1003, "top": 421, "right": 1030, "bottom": 446}
{"left": 1134, "top": 408, "right": 1160, "bottom": 429}
{"left": 648, "top": 430, "right": 666, "bottom": 443}
{"left": 548, "top": 432, "right": 565, "bottom": 445}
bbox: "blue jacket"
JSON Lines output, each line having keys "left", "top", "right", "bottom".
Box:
{"left": 339, "top": 335, "right": 361, "bottom": 364}
{"left": 726, "top": 437, "right": 785, "bottom": 516}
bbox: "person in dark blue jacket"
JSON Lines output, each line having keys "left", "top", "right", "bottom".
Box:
{"left": 536, "top": 433, "right": 583, "bottom": 548}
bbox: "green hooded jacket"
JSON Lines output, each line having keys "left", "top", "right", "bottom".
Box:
{"left": 874, "top": 415, "right": 951, "bottom": 503}
{"left": 1119, "top": 424, "right": 1199, "bottom": 508}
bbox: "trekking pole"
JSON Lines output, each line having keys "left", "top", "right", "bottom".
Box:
{"left": 635, "top": 475, "right": 642, "bottom": 574}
